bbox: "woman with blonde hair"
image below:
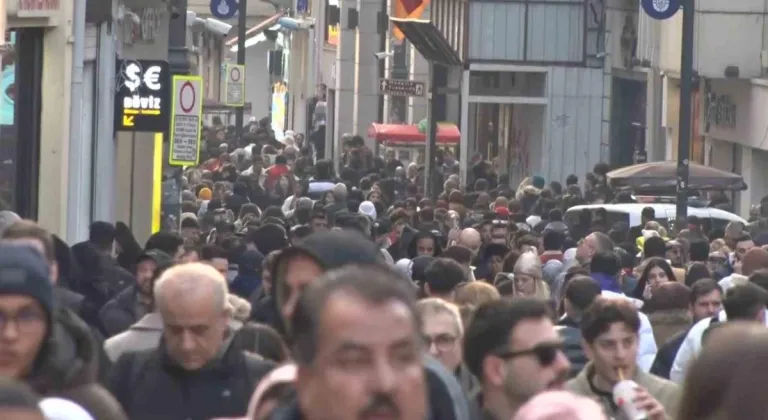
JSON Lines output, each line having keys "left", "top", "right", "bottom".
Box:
{"left": 507, "top": 251, "right": 551, "bottom": 299}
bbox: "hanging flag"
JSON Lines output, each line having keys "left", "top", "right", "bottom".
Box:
{"left": 393, "top": 0, "right": 429, "bottom": 41}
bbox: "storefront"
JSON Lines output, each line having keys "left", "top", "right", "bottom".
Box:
{"left": 701, "top": 78, "right": 768, "bottom": 216}
{"left": 4, "top": 0, "right": 74, "bottom": 237}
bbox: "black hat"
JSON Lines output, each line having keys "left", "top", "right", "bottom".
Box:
{"left": 137, "top": 249, "right": 173, "bottom": 266}
{"left": 0, "top": 245, "right": 53, "bottom": 321}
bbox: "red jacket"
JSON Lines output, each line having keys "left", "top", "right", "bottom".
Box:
{"left": 264, "top": 164, "right": 290, "bottom": 190}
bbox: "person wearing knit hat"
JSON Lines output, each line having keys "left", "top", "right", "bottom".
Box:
{"left": 0, "top": 245, "right": 53, "bottom": 378}
{"left": 358, "top": 201, "right": 377, "bottom": 220}
{"left": 198, "top": 187, "right": 213, "bottom": 201}
{"left": 531, "top": 175, "right": 546, "bottom": 190}
{"left": 512, "top": 251, "right": 551, "bottom": 299}
{"left": 494, "top": 206, "right": 510, "bottom": 217}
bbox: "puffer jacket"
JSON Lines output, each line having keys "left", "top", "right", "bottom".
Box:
{"left": 27, "top": 307, "right": 124, "bottom": 417}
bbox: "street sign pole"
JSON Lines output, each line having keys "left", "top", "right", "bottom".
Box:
{"left": 235, "top": 0, "right": 247, "bottom": 140}
{"left": 424, "top": 62, "right": 438, "bottom": 199}
{"left": 676, "top": 0, "right": 695, "bottom": 227}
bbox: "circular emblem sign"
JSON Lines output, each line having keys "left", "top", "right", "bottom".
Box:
{"left": 642, "top": 0, "right": 680, "bottom": 20}
{"left": 180, "top": 82, "right": 196, "bottom": 113}
{"left": 230, "top": 67, "right": 241, "bottom": 82}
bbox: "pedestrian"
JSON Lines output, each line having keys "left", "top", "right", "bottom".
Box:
{"left": 107, "top": 263, "right": 275, "bottom": 420}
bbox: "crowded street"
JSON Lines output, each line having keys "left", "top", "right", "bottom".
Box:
{"left": 3, "top": 0, "right": 768, "bottom": 419}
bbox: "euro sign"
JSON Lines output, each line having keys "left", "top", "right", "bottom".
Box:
{"left": 124, "top": 63, "right": 142, "bottom": 91}
{"left": 143, "top": 66, "right": 162, "bottom": 91}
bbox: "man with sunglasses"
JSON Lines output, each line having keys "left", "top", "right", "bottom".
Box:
{"left": 463, "top": 298, "right": 571, "bottom": 420}
{"left": 566, "top": 298, "right": 679, "bottom": 420}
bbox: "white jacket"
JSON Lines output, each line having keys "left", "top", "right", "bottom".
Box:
{"left": 601, "top": 291, "right": 658, "bottom": 372}
{"left": 670, "top": 308, "right": 768, "bottom": 383}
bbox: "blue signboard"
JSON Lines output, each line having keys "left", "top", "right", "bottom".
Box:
{"left": 641, "top": 0, "right": 681, "bottom": 20}
{"left": 210, "top": 0, "right": 238, "bottom": 19}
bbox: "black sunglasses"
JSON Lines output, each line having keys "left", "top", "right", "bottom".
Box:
{"left": 495, "top": 341, "right": 564, "bottom": 367}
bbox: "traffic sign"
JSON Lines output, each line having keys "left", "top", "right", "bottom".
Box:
{"left": 224, "top": 63, "right": 246, "bottom": 106}
{"left": 169, "top": 75, "right": 204, "bottom": 167}
{"left": 210, "top": 0, "right": 238, "bottom": 19}
{"left": 641, "top": 0, "right": 680, "bottom": 20}
{"left": 114, "top": 59, "right": 170, "bottom": 132}
{"left": 379, "top": 78, "right": 425, "bottom": 97}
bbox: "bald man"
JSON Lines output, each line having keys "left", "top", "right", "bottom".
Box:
{"left": 109, "top": 263, "right": 275, "bottom": 420}
{"left": 457, "top": 228, "right": 482, "bottom": 258}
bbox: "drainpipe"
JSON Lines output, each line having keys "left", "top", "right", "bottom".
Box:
{"left": 92, "top": 1, "right": 118, "bottom": 223}
{"left": 66, "top": 0, "right": 87, "bottom": 243}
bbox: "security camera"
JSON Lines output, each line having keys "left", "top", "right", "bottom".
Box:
{"left": 374, "top": 51, "right": 393, "bottom": 60}
{"left": 205, "top": 18, "right": 233, "bottom": 36}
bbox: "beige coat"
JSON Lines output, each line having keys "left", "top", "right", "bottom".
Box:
{"left": 566, "top": 362, "right": 680, "bottom": 420}
{"left": 104, "top": 313, "right": 244, "bottom": 362}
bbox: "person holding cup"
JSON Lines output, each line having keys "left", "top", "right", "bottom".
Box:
{"left": 565, "top": 297, "right": 680, "bottom": 419}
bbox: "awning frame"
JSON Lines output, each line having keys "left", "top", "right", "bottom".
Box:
{"left": 390, "top": 18, "right": 462, "bottom": 66}
{"left": 226, "top": 12, "right": 286, "bottom": 47}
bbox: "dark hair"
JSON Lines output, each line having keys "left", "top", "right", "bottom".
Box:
{"left": 501, "top": 251, "right": 521, "bottom": 274}
{"left": 464, "top": 298, "right": 552, "bottom": 379}
{"left": 736, "top": 233, "right": 754, "bottom": 244}
{"left": 566, "top": 174, "right": 578, "bottom": 186}
{"left": 0, "top": 378, "right": 41, "bottom": 408}
{"left": 424, "top": 258, "right": 466, "bottom": 294}
{"left": 723, "top": 283, "right": 768, "bottom": 321}
{"left": 685, "top": 262, "right": 712, "bottom": 287}
{"left": 689, "top": 278, "right": 723, "bottom": 306}
{"left": 590, "top": 250, "right": 620, "bottom": 276}
{"left": 565, "top": 276, "right": 602, "bottom": 312}
{"left": 231, "top": 322, "right": 289, "bottom": 362}
{"left": 542, "top": 230, "right": 564, "bottom": 251}
{"left": 581, "top": 297, "right": 641, "bottom": 343}
{"left": 689, "top": 240, "right": 710, "bottom": 262}
{"left": 632, "top": 257, "right": 677, "bottom": 299}
{"left": 88, "top": 221, "right": 116, "bottom": 251}
{"left": 643, "top": 236, "right": 667, "bottom": 259}
{"left": 441, "top": 245, "right": 473, "bottom": 266}
{"left": 548, "top": 208, "right": 563, "bottom": 222}
{"left": 200, "top": 244, "right": 227, "bottom": 261}
{"left": 275, "top": 155, "right": 288, "bottom": 165}
{"left": 144, "top": 232, "right": 183, "bottom": 257}
{"left": 645, "top": 282, "right": 691, "bottom": 312}
{"left": 641, "top": 206, "right": 656, "bottom": 219}
{"left": 291, "top": 265, "right": 418, "bottom": 365}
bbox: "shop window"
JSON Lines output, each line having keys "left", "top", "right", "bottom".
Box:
{"left": 0, "top": 29, "right": 43, "bottom": 217}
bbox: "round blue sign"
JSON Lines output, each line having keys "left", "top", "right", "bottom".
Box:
{"left": 641, "top": 0, "right": 681, "bottom": 20}
{"left": 210, "top": 0, "right": 238, "bottom": 19}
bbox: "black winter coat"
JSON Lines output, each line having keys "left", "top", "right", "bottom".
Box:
{"left": 108, "top": 341, "right": 275, "bottom": 420}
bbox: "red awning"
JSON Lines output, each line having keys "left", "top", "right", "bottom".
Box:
{"left": 367, "top": 123, "right": 460, "bottom": 144}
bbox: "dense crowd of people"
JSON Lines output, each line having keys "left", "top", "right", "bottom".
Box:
{"left": 3, "top": 121, "right": 768, "bottom": 420}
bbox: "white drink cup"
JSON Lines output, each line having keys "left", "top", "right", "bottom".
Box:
{"left": 612, "top": 380, "right": 649, "bottom": 420}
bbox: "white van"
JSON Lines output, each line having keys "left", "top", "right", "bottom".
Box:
{"left": 564, "top": 203, "right": 746, "bottom": 232}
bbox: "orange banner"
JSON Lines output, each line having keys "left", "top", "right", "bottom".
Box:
{"left": 392, "top": 0, "right": 429, "bottom": 41}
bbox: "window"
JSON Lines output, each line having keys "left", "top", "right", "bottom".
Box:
{"left": 0, "top": 29, "right": 43, "bottom": 217}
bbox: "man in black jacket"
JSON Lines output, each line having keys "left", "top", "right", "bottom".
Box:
{"left": 556, "top": 275, "right": 601, "bottom": 377}
{"left": 109, "top": 263, "right": 274, "bottom": 420}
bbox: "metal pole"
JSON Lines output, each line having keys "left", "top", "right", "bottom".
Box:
{"left": 236, "top": 0, "right": 248, "bottom": 140}
{"left": 66, "top": 0, "right": 87, "bottom": 243}
{"left": 168, "top": 0, "right": 190, "bottom": 75}
{"left": 676, "top": 0, "right": 695, "bottom": 225}
{"left": 424, "top": 61, "right": 438, "bottom": 199}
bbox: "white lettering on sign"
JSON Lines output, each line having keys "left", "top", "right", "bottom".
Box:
{"left": 123, "top": 95, "right": 162, "bottom": 110}
{"left": 124, "top": 63, "right": 162, "bottom": 92}
{"left": 19, "top": 0, "right": 61, "bottom": 12}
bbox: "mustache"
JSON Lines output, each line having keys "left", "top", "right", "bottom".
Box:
{"left": 360, "top": 393, "right": 400, "bottom": 418}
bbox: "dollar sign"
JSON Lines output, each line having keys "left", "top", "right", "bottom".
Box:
{"left": 124, "top": 63, "right": 142, "bottom": 91}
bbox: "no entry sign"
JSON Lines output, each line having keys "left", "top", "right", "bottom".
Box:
{"left": 169, "top": 75, "right": 203, "bottom": 166}
{"left": 224, "top": 63, "right": 245, "bottom": 107}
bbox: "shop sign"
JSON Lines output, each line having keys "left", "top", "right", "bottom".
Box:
{"left": 705, "top": 92, "right": 737, "bottom": 128}
{"left": 17, "top": 0, "right": 62, "bottom": 17}
{"left": 114, "top": 59, "right": 170, "bottom": 133}
{"left": 169, "top": 75, "right": 203, "bottom": 166}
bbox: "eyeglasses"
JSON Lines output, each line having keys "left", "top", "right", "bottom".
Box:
{"left": 495, "top": 341, "right": 565, "bottom": 367}
{"left": 423, "top": 333, "right": 459, "bottom": 352}
{"left": 0, "top": 308, "right": 46, "bottom": 334}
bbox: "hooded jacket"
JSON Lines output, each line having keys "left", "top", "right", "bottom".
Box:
{"left": 271, "top": 230, "right": 383, "bottom": 336}
{"left": 27, "top": 308, "right": 116, "bottom": 415}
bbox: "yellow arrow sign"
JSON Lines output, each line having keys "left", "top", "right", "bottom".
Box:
{"left": 123, "top": 115, "right": 134, "bottom": 127}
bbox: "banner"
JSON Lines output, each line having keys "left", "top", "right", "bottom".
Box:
{"left": 393, "top": 0, "right": 429, "bottom": 41}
